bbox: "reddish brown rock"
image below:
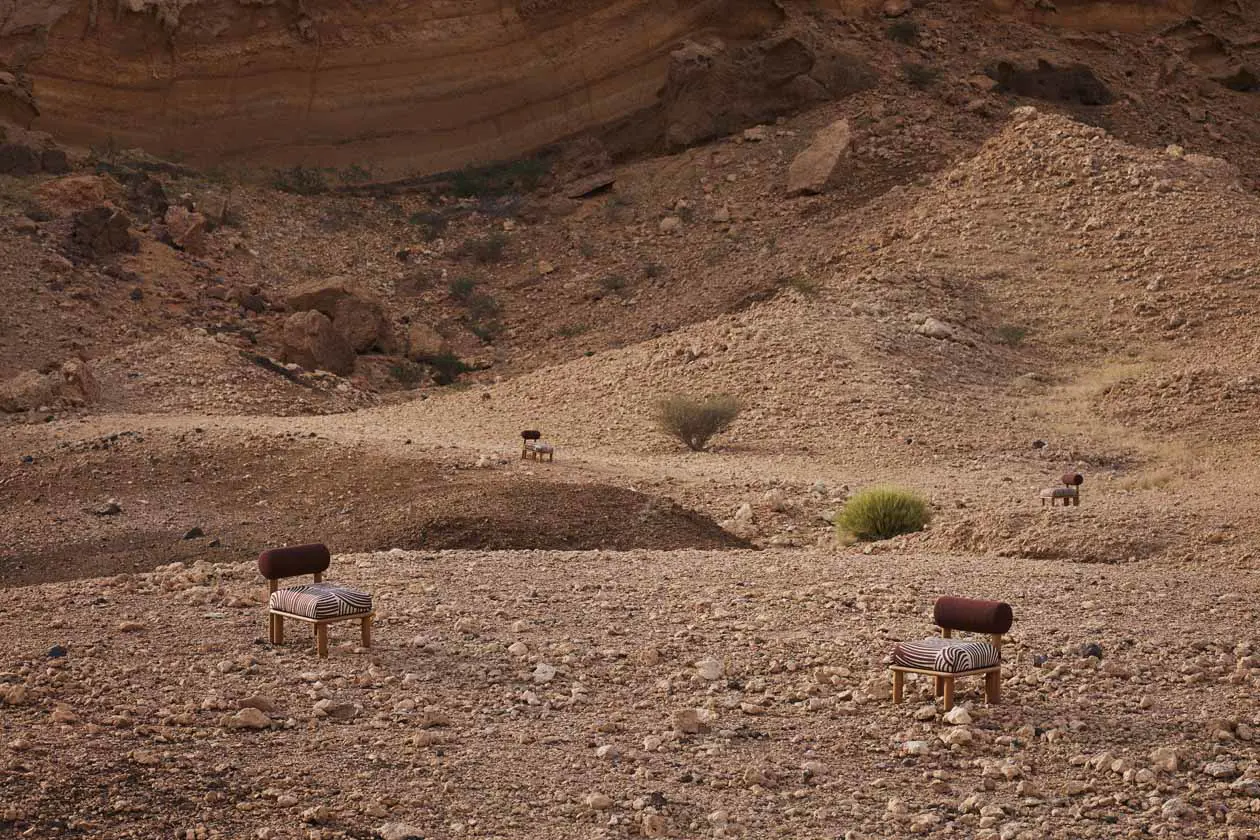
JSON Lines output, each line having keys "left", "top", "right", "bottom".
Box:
{"left": 281, "top": 310, "right": 355, "bottom": 376}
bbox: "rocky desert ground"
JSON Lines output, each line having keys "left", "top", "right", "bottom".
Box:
{"left": 3, "top": 1, "right": 1260, "bottom": 838}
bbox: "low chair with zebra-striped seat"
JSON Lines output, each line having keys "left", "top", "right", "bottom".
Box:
{"left": 890, "top": 596, "right": 1013, "bottom": 712}
{"left": 259, "top": 543, "right": 374, "bottom": 658}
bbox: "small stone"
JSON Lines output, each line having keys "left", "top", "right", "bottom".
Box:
{"left": 313, "top": 700, "right": 358, "bottom": 722}
{"left": 1161, "top": 797, "right": 1195, "bottom": 821}
{"left": 117, "top": 620, "right": 146, "bottom": 632}
{"left": 1078, "top": 642, "right": 1104, "bottom": 660}
{"left": 641, "top": 814, "right": 668, "bottom": 837}
{"left": 658, "top": 216, "right": 683, "bottom": 234}
{"left": 943, "top": 706, "right": 972, "bottom": 726}
{"left": 92, "top": 499, "right": 123, "bottom": 516}
{"left": 595, "top": 744, "right": 619, "bottom": 760}
{"left": 585, "top": 793, "right": 613, "bottom": 811}
{"left": 238, "top": 696, "right": 279, "bottom": 714}
{"left": 1062, "top": 781, "right": 1088, "bottom": 796}
{"left": 695, "top": 657, "right": 723, "bottom": 680}
{"left": 913, "top": 705, "right": 937, "bottom": 721}
{"left": 643, "top": 735, "right": 663, "bottom": 751}
{"left": 182, "top": 526, "right": 205, "bottom": 540}
{"left": 51, "top": 705, "right": 79, "bottom": 724}
{"left": 276, "top": 795, "right": 298, "bottom": 807}
{"left": 801, "top": 760, "right": 826, "bottom": 780}
{"left": 508, "top": 641, "right": 529, "bottom": 657}
{"left": 1205, "top": 760, "right": 1240, "bottom": 779}
{"left": 941, "top": 728, "right": 973, "bottom": 747}
{"left": 902, "top": 740, "right": 931, "bottom": 756}
{"left": 301, "top": 805, "right": 332, "bottom": 824}
{"left": 673, "top": 708, "right": 711, "bottom": 735}
{"left": 1150, "top": 747, "right": 1180, "bottom": 773}
{"left": 537, "top": 260, "right": 556, "bottom": 275}
{"left": 532, "top": 663, "right": 557, "bottom": 684}
{"left": 47, "top": 645, "right": 67, "bottom": 659}
{"left": 376, "top": 823, "right": 426, "bottom": 840}
{"left": 223, "top": 707, "right": 271, "bottom": 730}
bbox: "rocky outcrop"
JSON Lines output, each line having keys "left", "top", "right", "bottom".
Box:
{"left": 281, "top": 310, "right": 355, "bottom": 376}
{"left": 0, "top": 0, "right": 1228, "bottom": 176}
{"left": 0, "top": 359, "right": 97, "bottom": 412}
{"left": 68, "top": 205, "right": 137, "bottom": 259}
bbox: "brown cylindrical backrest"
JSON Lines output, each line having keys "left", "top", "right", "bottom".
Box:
{"left": 934, "top": 596, "right": 1013, "bottom": 635}
{"left": 258, "top": 544, "right": 330, "bottom": 580}
{"left": 1062, "top": 472, "right": 1084, "bottom": 487}
{"left": 522, "top": 430, "right": 541, "bottom": 440}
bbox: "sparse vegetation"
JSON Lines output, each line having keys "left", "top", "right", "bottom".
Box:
{"left": 995, "top": 324, "right": 1029, "bottom": 346}
{"left": 903, "top": 62, "right": 941, "bottom": 89}
{"left": 656, "top": 394, "right": 742, "bottom": 452}
{"left": 442, "top": 157, "right": 551, "bottom": 198}
{"left": 886, "top": 19, "right": 919, "bottom": 44}
{"left": 388, "top": 362, "right": 425, "bottom": 388}
{"left": 408, "top": 209, "right": 450, "bottom": 241}
{"left": 272, "top": 166, "right": 329, "bottom": 196}
{"left": 599, "top": 274, "right": 629, "bottom": 295}
{"left": 459, "top": 232, "right": 509, "bottom": 264}
{"left": 578, "top": 240, "right": 597, "bottom": 259}
{"left": 836, "top": 487, "right": 931, "bottom": 542}
{"left": 643, "top": 261, "right": 666, "bottom": 280}
{"left": 448, "top": 276, "right": 479, "bottom": 302}
{"left": 416, "top": 351, "right": 472, "bottom": 386}
{"left": 557, "top": 323, "right": 590, "bottom": 338}
{"left": 340, "top": 163, "right": 373, "bottom": 184}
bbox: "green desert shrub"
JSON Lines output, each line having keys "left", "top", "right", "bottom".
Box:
{"left": 836, "top": 486, "right": 931, "bottom": 541}
{"left": 656, "top": 394, "right": 741, "bottom": 452}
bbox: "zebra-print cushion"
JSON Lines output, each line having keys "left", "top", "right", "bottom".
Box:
{"left": 269, "top": 583, "right": 372, "bottom": 619}
{"left": 891, "top": 637, "right": 1001, "bottom": 673}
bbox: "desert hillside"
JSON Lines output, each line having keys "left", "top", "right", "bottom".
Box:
{"left": 2, "top": 0, "right": 1260, "bottom": 838}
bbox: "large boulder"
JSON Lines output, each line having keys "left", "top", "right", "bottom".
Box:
{"left": 281, "top": 310, "right": 355, "bottom": 375}
{"left": 163, "top": 205, "right": 207, "bottom": 255}
{"left": 0, "top": 72, "right": 37, "bottom": 129}
{"left": 287, "top": 279, "right": 359, "bottom": 317}
{"left": 0, "top": 360, "right": 98, "bottom": 413}
{"left": 787, "top": 119, "right": 851, "bottom": 195}
{"left": 0, "top": 119, "right": 70, "bottom": 175}
{"left": 287, "top": 279, "right": 393, "bottom": 354}
{"left": 69, "top": 205, "right": 137, "bottom": 258}
{"left": 332, "top": 296, "right": 393, "bottom": 354}
{"left": 406, "top": 322, "right": 449, "bottom": 361}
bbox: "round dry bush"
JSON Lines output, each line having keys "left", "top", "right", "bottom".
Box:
{"left": 656, "top": 394, "right": 741, "bottom": 451}
{"left": 837, "top": 486, "right": 931, "bottom": 541}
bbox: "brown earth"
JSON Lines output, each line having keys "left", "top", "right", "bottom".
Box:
{"left": 2, "top": 0, "right": 1260, "bottom": 837}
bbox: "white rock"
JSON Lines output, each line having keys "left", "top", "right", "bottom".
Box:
{"left": 1161, "top": 797, "right": 1195, "bottom": 820}
{"left": 585, "top": 793, "right": 613, "bottom": 811}
{"left": 695, "top": 657, "right": 724, "bottom": 681}
{"left": 915, "top": 317, "right": 955, "bottom": 340}
{"left": 902, "top": 740, "right": 931, "bottom": 755}
{"left": 532, "top": 663, "right": 557, "bottom": 684}
{"left": 377, "top": 824, "right": 426, "bottom": 840}
{"left": 508, "top": 641, "right": 529, "bottom": 657}
{"left": 943, "top": 706, "right": 972, "bottom": 726}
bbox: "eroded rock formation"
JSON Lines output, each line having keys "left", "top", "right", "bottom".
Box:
{"left": 0, "top": 0, "right": 1239, "bottom": 176}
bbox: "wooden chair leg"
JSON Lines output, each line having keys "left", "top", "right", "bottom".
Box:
{"left": 942, "top": 677, "right": 955, "bottom": 711}
{"left": 267, "top": 614, "right": 274, "bottom": 644}
{"left": 316, "top": 624, "right": 328, "bottom": 658}
{"left": 361, "top": 615, "right": 372, "bottom": 648}
{"left": 985, "top": 669, "right": 1002, "bottom": 704}
{"left": 274, "top": 614, "right": 284, "bottom": 645}
{"left": 934, "top": 675, "right": 944, "bottom": 698}
{"left": 892, "top": 670, "right": 904, "bottom": 704}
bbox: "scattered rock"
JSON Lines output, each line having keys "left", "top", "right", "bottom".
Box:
{"left": 377, "top": 823, "right": 426, "bottom": 840}
{"left": 163, "top": 205, "right": 208, "bottom": 255}
{"left": 68, "top": 205, "right": 137, "bottom": 258}
{"left": 786, "top": 119, "right": 851, "bottom": 195}
{"left": 222, "top": 707, "right": 271, "bottom": 730}
{"left": 532, "top": 663, "right": 557, "bottom": 684}
{"left": 943, "top": 706, "right": 972, "bottom": 726}
{"left": 695, "top": 657, "right": 724, "bottom": 680}
{"left": 673, "top": 708, "right": 712, "bottom": 735}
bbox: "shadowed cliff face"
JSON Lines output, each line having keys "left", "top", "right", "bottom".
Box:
{"left": 0, "top": 0, "right": 1220, "bottom": 176}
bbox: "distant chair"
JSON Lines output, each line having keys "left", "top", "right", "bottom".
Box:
{"left": 1040, "top": 472, "right": 1083, "bottom": 507}
{"left": 521, "top": 429, "right": 554, "bottom": 462}
{"left": 258, "top": 544, "right": 373, "bottom": 658}
{"left": 890, "top": 596, "right": 1013, "bottom": 711}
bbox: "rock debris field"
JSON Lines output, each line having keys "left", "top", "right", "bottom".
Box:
{"left": 2, "top": 548, "right": 1259, "bottom": 839}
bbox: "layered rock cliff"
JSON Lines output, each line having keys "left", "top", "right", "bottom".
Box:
{"left": 0, "top": 0, "right": 1240, "bottom": 176}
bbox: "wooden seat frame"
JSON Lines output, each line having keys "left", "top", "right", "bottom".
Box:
{"left": 890, "top": 627, "right": 1003, "bottom": 711}
{"left": 266, "top": 571, "right": 374, "bottom": 658}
